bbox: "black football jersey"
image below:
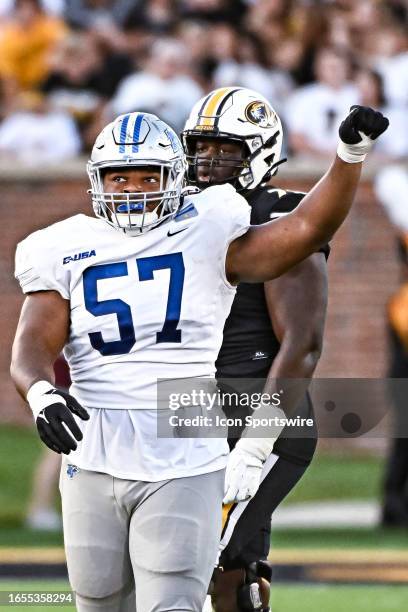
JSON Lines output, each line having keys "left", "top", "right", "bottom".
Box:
{"left": 216, "top": 186, "right": 329, "bottom": 464}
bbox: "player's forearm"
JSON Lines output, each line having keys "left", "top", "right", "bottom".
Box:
{"left": 10, "top": 293, "right": 69, "bottom": 400}
{"left": 292, "top": 104, "right": 390, "bottom": 256}
{"left": 256, "top": 157, "right": 360, "bottom": 281}
{"left": 261, "top": 344, "right": 320, "bottom": 420}
{"left": 228, "top": 158, "right": 361, "bottom": 283}
{"left": 10, "top": 336, "right": 56, "bottom": 400}
{"left": 233, "top": 349, "right": 318, "bottom": 459}
{"left": 294, "top": 156, "right": 362, "bottom": 249}
{"left": 267, "top": 340, "right": 322, "bottom": 381}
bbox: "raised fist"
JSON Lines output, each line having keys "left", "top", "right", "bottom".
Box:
{"left": 337, "top": 105, "right": 389, "bottom": 163}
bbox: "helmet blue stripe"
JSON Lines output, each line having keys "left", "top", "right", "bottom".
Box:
{"left": 132, "top": 114, "right": 144, "bottom": 153}
{"left": 119, "top": 114, "right": 131, "bottom": 153}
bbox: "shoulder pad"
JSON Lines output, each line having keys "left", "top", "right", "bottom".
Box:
{"left": 174, "top": 201, "right": 199, "bottom": 222}
{"left": 266, "top": 188, "right": 305, "bottom": 215}
{"left": 248, "top": 187, "right": 305, "bottom": 224}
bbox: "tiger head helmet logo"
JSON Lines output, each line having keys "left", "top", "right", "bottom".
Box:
{"left": 245, "top": 101, "right": 278, "bottom": 129}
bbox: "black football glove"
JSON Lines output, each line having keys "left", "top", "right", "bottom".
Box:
{"left": 337, "top": 105, "right": 389, "bottom": 163}
{"left": 36, "top": 389, "right": 89, "bottom": 455}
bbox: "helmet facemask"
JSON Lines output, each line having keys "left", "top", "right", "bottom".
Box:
{"left": 183, "top": 133, "right": 253, "bottom": 191}
{"left": 183, "top": 130, "right": 285, "bottom": 193}
{"left": 87, "top": 160, "right": 185, "bottom": 236}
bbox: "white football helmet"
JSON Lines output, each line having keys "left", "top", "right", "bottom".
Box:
{"left": 87, "top": 112, "right": 186, "bottom": 236}
{"left": 182, "top": 87, "right": 284, "bottom": 191}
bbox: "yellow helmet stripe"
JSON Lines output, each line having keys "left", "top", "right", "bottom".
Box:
{"left": 198, "top": 87, "right": 238, "bottom": 127}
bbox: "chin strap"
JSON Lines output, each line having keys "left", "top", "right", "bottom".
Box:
{"left": 266, "top": 157, "right": 287, "bottom": 178}
{"left": 241, "top": 157, "right": 288, "bottom": 194}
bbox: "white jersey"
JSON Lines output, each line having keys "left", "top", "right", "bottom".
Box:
{"left": 15, "top": 184, "right": 251, "bottom": 480}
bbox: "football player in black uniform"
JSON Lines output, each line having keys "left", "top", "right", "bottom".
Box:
{"left": 182, "top": 87, "right": 329, "bottom": 612}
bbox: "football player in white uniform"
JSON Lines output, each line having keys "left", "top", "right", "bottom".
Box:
{"left": 11, "top": 109, "right": 387, "bottom": 612}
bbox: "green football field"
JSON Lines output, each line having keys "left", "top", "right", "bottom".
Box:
{"left": 0, "top": 581, "right": 407, "bottom": 612}
{"left": 0, "top": 424, "right": 386, "bottom": 528}
{"left": 271, "top": 584, "right": 408, "bottom": 611}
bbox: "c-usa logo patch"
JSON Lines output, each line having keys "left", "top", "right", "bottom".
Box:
{"left": 67, "top": 464, "right": 80, "bottom": 479}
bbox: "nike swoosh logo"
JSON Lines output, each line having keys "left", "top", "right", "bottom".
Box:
{"left": 167, "top": 227, "right": 189, "bottom": 237}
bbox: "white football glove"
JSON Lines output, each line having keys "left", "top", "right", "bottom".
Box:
{"left": 223, "top": 441, "right": 265, "bottom": 504}
{"left": 223, "top": 402, "right": 286, "bottom": 504}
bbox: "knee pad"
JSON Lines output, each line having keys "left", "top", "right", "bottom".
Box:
{"left": 75, "top": 592, "right": 136, "bottom": 612}
{"left": 236, "top": 561, "right": 272, "bottom": 612}
{"left": 75, "top": 584, "right": 135, "bottom": 612}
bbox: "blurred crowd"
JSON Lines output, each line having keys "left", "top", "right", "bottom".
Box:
{"left": 0, "top": 0, "right": 407, "bottom": 164}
